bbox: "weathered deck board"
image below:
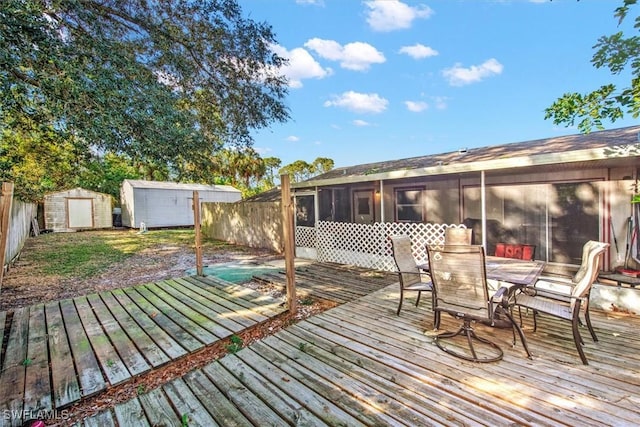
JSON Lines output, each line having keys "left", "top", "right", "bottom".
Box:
{"left": 0, "top": 307, "right": 29, "bottom": 425}
{"left": 0, "top": 274, "right": 286, "bottom": 426}
{"left": 110, "top": 288, "right": 188, "bottom": 360}
{"left": 86, "top": 275, "right": 640, "bottom": 427}
{"left": 46, "top": 302, "right": 82, "bottom": 409}
{"left": 22, "top": 304, "right": 51, "bottom": 415}
{"left": 122, "top": 287, "right": 204, "bottom": 353}
{"left": 113, "top": 396, "right": 149, "bottom": 427}
{"left": 163, "top": 378, "right": 220, "bottom": 426}
{"left": 60, "top": 299, "right": 105, "bottom": 398}
{"left": 136, "top": 284, "right": 218, "bottom": 344}
{"left": 75, "top": 295, "right": 131, "bottom": 386}
{"left": 184, "top": 276, "right": 283, "bottom": 317}
{"left": 99, "top": 291, "right": 169, "bottom": 368}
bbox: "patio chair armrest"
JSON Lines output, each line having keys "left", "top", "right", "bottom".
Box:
{"left": 490, "top": 286, "right": 508, "bottom": 305}
{"left": 521, "top": 286, "right": 579, "bottom": 302}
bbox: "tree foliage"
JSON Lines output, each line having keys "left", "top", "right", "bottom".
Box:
{"left": 279, "top": 157, "right": 335, "bottom": 183}
{"left": 0, "top": 0, "right": 289, "bottom": 200}
{"left": 545, "top": 0, "right": 640, "bottom": 132}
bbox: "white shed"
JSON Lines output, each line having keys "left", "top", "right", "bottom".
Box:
{"left": 44, "top": 188, "right": 113, "bottom": 232}
{"left": 120, "top": 180, "right": 242, "bottom": 228}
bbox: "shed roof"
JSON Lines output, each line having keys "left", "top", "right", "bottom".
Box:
{"left": 292, "top": 125, "right": 640, "bottom": 188}
{"left": 123, "top": 179, "right": 240, "bottom": 193}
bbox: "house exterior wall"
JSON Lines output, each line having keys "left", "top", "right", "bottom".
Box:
{"left": 44, "top": 188, "right": 112, "bottom": 232}
{"left": 297, "top": 163, "right": 638, "bottom": 273}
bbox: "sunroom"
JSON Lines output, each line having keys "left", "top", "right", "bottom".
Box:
{"left": 291, "top": 125, "right": 640, "bottom": 275}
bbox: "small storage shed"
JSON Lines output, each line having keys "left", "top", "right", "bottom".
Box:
{"left": 120, "top": 180, "right": 242, "bottom": 228}
{"left": 44, "top": 188, "right": 113, "bottom": 232}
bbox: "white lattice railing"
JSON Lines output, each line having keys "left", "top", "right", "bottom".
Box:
{"left": 295, "top": 221, "right": 466, "bottom": 271}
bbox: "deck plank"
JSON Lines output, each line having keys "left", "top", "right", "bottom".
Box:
{"left": 82, "top": 409, "right": 116, "bottom": 427}
{"left": 110, "top": 288, "right": 188, "bottom": 360}
{"left": 233, "top": 346, "right": 367, "bottom": 426}
{"left": 201, "top": 362, "right": 296, "bottom": 426}
{"left": 216, "top": 354, "right": 328, "bottom": 426}
{"left": 23, "top": 304, "right": 51, "bottom": 414}
{"left": 166, "top": 278, "right": 269, "bottom": 325}
{"left": 162, "top": 378, "right": 220, "bottom": 427}
{"left": 137, "top": 388, "right": 179, "bottom": 426}
{"left": 176, "top": 276, "right": 278, "bottom": 320}
{"left": 45, "top": 302, "right": 81, "bottom": 409}
{"left": 59, "top": 299, "right": 105, "bottom": 398}
{"left": 154, "top": 280, "right": 250, "bottom": 333}
{"left": 186, "top": 276, "right": 283, "bottom": 316}
{"left": 122, "top": 287, "right": 204, "bottom": 353}
{"left": 113, "top": 397, "right": 150, "bottom": 427}
{"left": 0, "top": 307, "right": 29, "bottom": 425}
{"left": 182, "top": 369, "right": 254, "bottom": 427}
{"left": 99, "top": 291, "right": 170, "bottom": 368}
{"left": 134, "top": 284, "right": 218, "bottom": 344}
{"left": 85, "top": 293, "right": 150, "bottom": 377}
{"left": 74, "top": 296, "right": 130, "bottom": 386}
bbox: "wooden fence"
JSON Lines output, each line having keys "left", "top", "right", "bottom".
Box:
{"left": 201, "top": 201, "right": 283, "bottom": 253}
{"left": 1, "top": 183, "right": 37, "bottom": 286}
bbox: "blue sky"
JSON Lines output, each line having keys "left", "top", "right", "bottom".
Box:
{"left": 239, "top": 0, "right": 638, "bottom": 169}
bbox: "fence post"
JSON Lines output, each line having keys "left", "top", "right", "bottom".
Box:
{"left": 193, "top": 191, "right": 203, "bottom": 276}
{"left": 281, "top": 174, "right": 297, "bottom": 314}
{"left": 0, "top": 182, "right": 14, "bottom": 287}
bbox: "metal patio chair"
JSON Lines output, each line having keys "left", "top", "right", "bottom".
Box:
{"left": 513, "top": 241, "right": 609, "bottom": 365}
{"left": 390, "top": 235, "right": 434, "bottom": 320}
{"left": 426, "top": 244, "right": 529, "bottom": 363}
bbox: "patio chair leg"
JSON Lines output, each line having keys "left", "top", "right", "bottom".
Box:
{"left": 572, "top": 319, "right": 589, "bottom": 365}
{"left": 397, "top": 289, "right": 404, "bottom": 315}
{"left": 415, "top": 291, "right": 422, "bottom": 307}
{"left": 583, "top": 300, "right": 598, "bottom": 342}
{"left": 435, "top": 320, "right": 503, "bottom": 363}
{"left": 503, "top": 309, "right": 532, "bottom": 359}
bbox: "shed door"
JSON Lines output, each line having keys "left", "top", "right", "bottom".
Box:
{"left": 68, "top": 198, "right": 93, "bottom": 228}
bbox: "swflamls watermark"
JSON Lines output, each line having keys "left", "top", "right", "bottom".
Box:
{"left": 1, "top": 409, "right": 70, "bottom": 421}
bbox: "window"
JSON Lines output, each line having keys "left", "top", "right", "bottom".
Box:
{"left": 295, "top": 195, "right": 315, "bottom": 226}
{"left": 395, "top": 188, "right": 424, "bottom": 222}
{"left": 462, "top": 181, "right": 600, "bottom": 264}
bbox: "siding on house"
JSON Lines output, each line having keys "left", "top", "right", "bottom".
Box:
{"left": 44, "top": 188, "right": 112, "bottom": 232}
{"left": 120, "top": 180, "right": 242, "bottom": 228}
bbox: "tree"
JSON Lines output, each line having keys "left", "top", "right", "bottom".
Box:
{"left": 279, "top": 157, "right": 334, "bottom": 183}
{"left": 1, "top": 0, "right": 290, "bottom": 199}
{"left": 545, "top": 0, "right": 640, "bottom": 132}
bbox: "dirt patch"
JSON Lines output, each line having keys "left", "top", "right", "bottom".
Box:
{"left": 0, "top": 231, "right": 280, "bottom": 312}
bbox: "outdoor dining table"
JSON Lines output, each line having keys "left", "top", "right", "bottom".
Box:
{"left": 418, "top": 256, "right": 545, "bottom": 288}
{"left": 418, "top": 255, "right": 546, "bottom": 327}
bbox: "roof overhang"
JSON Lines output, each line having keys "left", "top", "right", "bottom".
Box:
{"left": 292, "top": 143, "right": 640, "bottom": 189}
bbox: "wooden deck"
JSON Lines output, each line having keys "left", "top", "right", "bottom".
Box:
{"left": 0, "top": 276, "right": 285, "bottom": 426}
{"left": 80, "top": 279, "right": 640, "bottom": 426}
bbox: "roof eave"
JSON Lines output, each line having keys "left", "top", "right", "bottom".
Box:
{"left": 291, "top": 143, "right": 640, "bottom": 189}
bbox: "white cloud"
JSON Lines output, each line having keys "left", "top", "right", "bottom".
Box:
{"left": 305, "top": 38, "right": 385, "bottom": 71}
{"left": 353, "top": 119, "right": 371, "bottom": 126}
{"left": 271, "top": 44, "right": 333, "bottom": 88}
{"left": 399, "top": 43, "right": 438, "bottom": 59}
{"left": 324, "top": 91, "right": 388, "bottom": 114}
{"left": 442, "top": 58, "right": 503, "bottom": 86}
{"left": 365, "top": 0, "right": 434, "bottom": 32}
{"left": 296, "top": 0, "right": 324, "bottom": 4}
{"left": 405, "top": 101, "right": 428, "bottom": 112}
{"left": 286, "top": 135, "right": 300, "bottom": 142}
